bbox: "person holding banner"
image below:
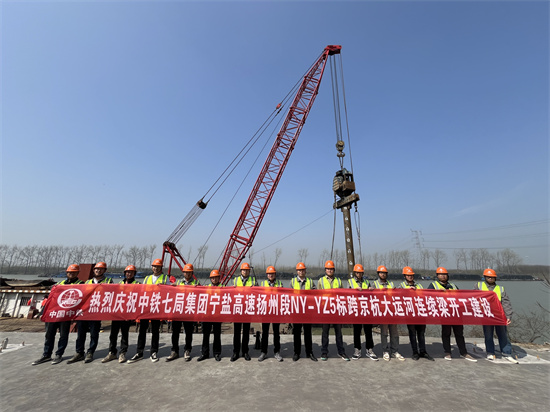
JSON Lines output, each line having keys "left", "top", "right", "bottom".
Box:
{"left": 128, "top": 258, "right": 170, "bottom": 364}
{"left": 373, "top": 265, "right": 404, "bottom": 361}
{"left": 399, "top": 267, "right": 434, "bottom": 361}
{"left": 198, "top": 270, "right": 224, "bottom": 362}
{"left": 167, "top": 263, "right": 200, "bottom": 362}
{"left": 291, "top": 262, "right": 317, "bottom": 362}
{"left": 102, "top": 265, "right": 140, "bottom": 364}
{"left": 474, "top": 268, "right": 518, "bottom": 363}
{"left": 67, "top": 261, "right": 113, "bottom": 364}
{"left": 428, "top": 267, "right": 477, "bottom": 362}
{"left": 348, "top": 264, "right": 378, "bottom": 361}
{"left": 231, "top": 262, "right": 257, "bottom": 362}
{"left": 258, "top": 266, "right": 284, "bottom": 362}
{"left": 318, "top": 260, "right": 350, "bottom": 361}
{"left": 32, "top": 264, "right": 83, "bottom": 366}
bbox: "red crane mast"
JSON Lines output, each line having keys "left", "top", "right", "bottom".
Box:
{"left": 219, "top": 45, "right": 341, "bottom": 284}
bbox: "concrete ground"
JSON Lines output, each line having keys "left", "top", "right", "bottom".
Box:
{"left": 1, "top": 330, "right": 549, "bottom": 412}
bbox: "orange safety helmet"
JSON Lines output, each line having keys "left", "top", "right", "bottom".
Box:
{"left": 183, "top": 263, "right": 194, "bottom": 272}
{"left": 66, "top": 264, "right": 80, "bottom": 272}
{"left": 353, "top": 264, "right": 364, "bottom": 273}
{"left": 377, "top": 265, "right": 388, "bottom": 273}
{"left": 94, "top": 261, "right": 107, "bottom": 269}
{"left": 296, "top": 262, "right": 306, "bottom": 270}
{"left": 402, "top": 266, "right": 415, "bottom": 275}
{"left": 124, "top": 265, "right": 137, "bottom": 272}
{"left": 325, "top": 260, "right": 335, "bottom": 269}
{"left": 240, "top": 262, "right": 251, "bottom": 270}
{"left": 483, "top": 268, "right": 497, "bottom": 278}
{"left": 210, "top": 269, "right": 220, "bottom": 278}
{"left": 152, "top": 258, "right": 163, "bottom": 266}
{"left": 266, "top": 266, "right": 276, "bottom": 274}
{"left": 436, "top": 267, "right": 448, "bottom": 274}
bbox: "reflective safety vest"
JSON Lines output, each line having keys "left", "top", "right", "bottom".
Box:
{"left": 234, "top": 276, "right": 256, "bottom": 287}
{"left": 59, "top": 279, "right": 83, "bottom": 285}
{"left": 143, "top": 274, "right": 169, "bottom": 285}
{"left": 478, "top": 282, "right": 502, "bottom": 301}
{"left": 373, "top": 280, "right": 394, "bottom": 289}
{"left": 348, "top": 278, "right": 369, "bottom": 289}
{"left": 400, "top": 281, "right": 423, "bottom": 289}
{"left": 119, "top": 279, "right": 140, "bottom": 285}
{"left": 261, "top": 279, "right": 283, "bottom": 287}
{"left": 290, "top": 277, "right": 314, "bottom": 290}
{"left": 86, "top": 277, "right": 114, "bottom": 284}
{"left": 208, "top": 283, "right": 224, "bottom": 288}
{"left": 177, "top": 278, "right": 200, "bottom": 286}
{"left": 431, "top": 281, "right": 457, "bottom": 290}
{"left": 318, "top": 276, "right": 342, "bottom": 289}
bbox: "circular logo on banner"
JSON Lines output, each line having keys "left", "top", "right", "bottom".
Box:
{"left": 57, "top": 288, "right": 83, "bottom": 309}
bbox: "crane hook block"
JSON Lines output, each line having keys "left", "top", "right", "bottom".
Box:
{"left": 197, "top": 199, "right": 207, "bottom": 209}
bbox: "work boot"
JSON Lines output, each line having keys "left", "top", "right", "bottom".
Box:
{"left": 274, "top": 352, "right": 283, "bottom": 362}
{"left": 51, "top": 355, "right": 63, "bottom": 365}
{"left": 184, "top": 350, "right": 191, "bottom": 362}
{"left": 84, "top": 352, "right": 94, "bottom": 363}
{"left": 352, "top": 348, "right": 361, "bottom": 360}
{"left": 118, "top": 353, "right": 127, "bottom": 363}
{"left": 166, "top": 351, "right": 179, "bottom": 362}
{"left": 32, "top": 355, "right": 52, "bottom": 366}
{"left": 258, "top": 352, "right": 267, "bottom": 362}
{"left": 101, "top": 352, "right": 117, "bottom": 363}
{"left": 67, "top": 353, "right": 85, "bottom": 364}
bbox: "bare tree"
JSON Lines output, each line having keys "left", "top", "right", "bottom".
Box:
{"left": 421, "top": 249, "right": 430, "bottom": 270}
{"left": 298, "top": 248, "right": 309, "bottom": 264}
{"left": 431, "top": 249, "right": 447, "bottom": 268}
{"left": 273, "top": 248, "right": 282, "bottom": 267}
{"left": 197, "top": 245, "right": 208, "bottom": 269}
{"left": 112, "top": 244, "right": 125, "bottom": 268}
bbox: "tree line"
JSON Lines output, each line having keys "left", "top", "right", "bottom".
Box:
{"left": 0, "top": 243, "right": 531, "bottom": 276}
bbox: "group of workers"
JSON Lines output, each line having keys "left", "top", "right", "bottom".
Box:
{"left": 31, "top": 258, "right": 518, "bottom": 366}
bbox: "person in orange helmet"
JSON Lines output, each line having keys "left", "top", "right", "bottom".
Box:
{"left": 318, "top": 260, "right": 349, "bottom": 361}
{"left": 32, "top": 264, "right": 83, "bottom": 366}
{"left": 231, "top": 262, "right": 257, "bottom": 361}
{"left": 399, "top": 267, "right": 434, "bottom": 361}
{"left": 102, "top": 265, "right": 140, "bottom": 364}
{"left": 198, "top": 270, "right": 224, "bottom": 362}
{"left": 258, "top": 266, "right": 284, "bottom": 362}
{"left": 167, "top": 263, "right": 200, "bottom": 362}
{"left": 474, "top": 268, "right": 517, "bottom": 363}
{"left": 290, "top": 262, "right": 317, "bottom": 362}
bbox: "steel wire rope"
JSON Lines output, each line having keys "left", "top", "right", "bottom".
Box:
{"left": 338, "top": 53, "right": 354, "bottom": 177}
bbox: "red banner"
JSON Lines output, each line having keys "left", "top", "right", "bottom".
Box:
{"left": 42, "top": 284, "right": 506, "bottom": 325}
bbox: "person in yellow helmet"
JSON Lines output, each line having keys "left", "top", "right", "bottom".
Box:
{"left": 318, "top": 260, "right": 349, "bottom": 361}
{"left": 258, "top": 266, "right": 284, "bottom": 362}
{"left": 428, "top": 267, "right": 477, "bottom": 362}
{"left": 474, "top": 268, "right": 518, "bottom": 363}
{"left": 399, "top": 267, "right": 434, "bottom": 361}
{"left": 231, "top": 262, "right": 257, "bottom": 361}
{"left": 198, "top": 270, "right": 224, "bottom": 362}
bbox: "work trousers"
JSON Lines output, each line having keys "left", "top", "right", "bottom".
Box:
{"left": 171, "top": 321, "right": 194, "bottom": 353}
{"left": 293, "top": 323, "right": 313, "bottom": 356}
{"left": 442, "top": 324, "right": 467, "bottom": 356}
{"left": 353, "top": 324, "right": 374, "bottom": 350}
{"left": 75, "top": 320, "right": 101, "bottom": 355}
{"left": 43, "top": 321, "right": 71, "bottom": 357}
{"left": 407, "top": 324, "right": 427, "bottom": 354}
{"left": 483, "top": 325, "right": 512, "bottom": 355}
{"left": 136, "top": 319, "right": 161, "bottom": 355}
{"left": 108, "top": 320, "right": 131, "bottom": 355}
{"left": 261, "top": 323, "right": 280, "bottom": 354}
{"left": 233, "top": 322, "right": 250, "bottom": 355}
{"left": 380, "top": 324, "right": 399, "bottom": 354}
{"left": 201, "top": 322, "right": 222, "bottom": 356}
{"left": 321, "top": 324, "right": 345, "bottom": 356}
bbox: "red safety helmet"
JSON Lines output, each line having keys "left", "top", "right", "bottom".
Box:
{"left": 94, "top": 261, "right": 107, "bottom": 269}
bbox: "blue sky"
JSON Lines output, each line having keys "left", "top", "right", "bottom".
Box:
{"left": 1, "top": 0, "right": 548, "bottom": 268}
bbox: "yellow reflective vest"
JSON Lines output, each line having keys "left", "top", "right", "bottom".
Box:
{"left": 478, "top": 282, "right": 502, "bottom": 301}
